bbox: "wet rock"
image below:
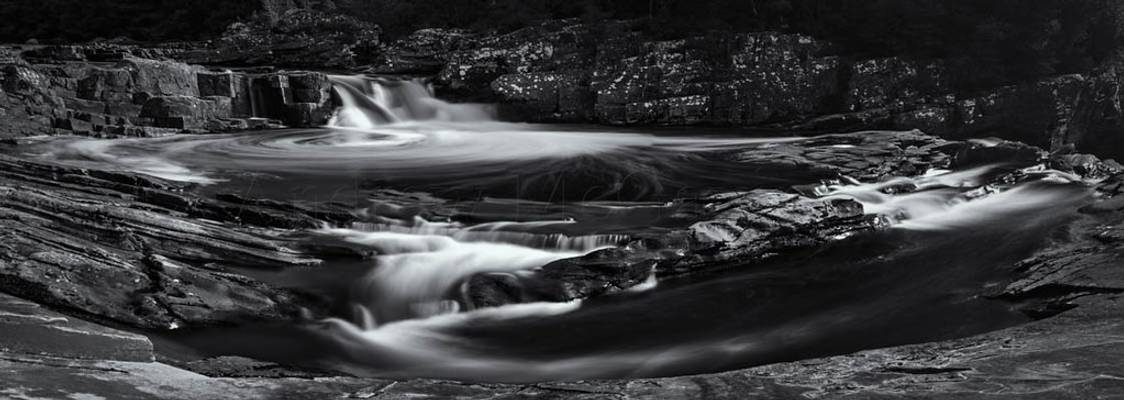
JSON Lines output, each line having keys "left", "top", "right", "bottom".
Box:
{"left": 242, "top": 71, "right": 335, "bottom": 126}
{"left": 184, "top": 356, "right": 337, "bottom": 378}
{"left": 465, "top": 247, "right": 657, "bottom": 307}
{"left": 949, "top": 139, "right": 1045, "bottom": 169}
{"left": 1050, "top": 154, "right": 1115, "bottom": 179}
{"left": 0, "top": 293, "right": 153, "bottom": 362}
{"left": 0, "top": 155, "right": 355, "bottom": 330}
{"left": 666, "top": 191, "right": 876, "bottom": 273}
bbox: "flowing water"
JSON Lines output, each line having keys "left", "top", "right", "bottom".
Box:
{"left": 9, "top": 76, "right": 1097, "bottom": 382}
{"left": 20, "top": 77, "right": 806, "bottom": 202}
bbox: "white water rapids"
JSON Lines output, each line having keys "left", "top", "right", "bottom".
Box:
{"left": 300, "top": 158, "right": 1089, "bottom": 382}
{"left": 817, "top": 164, "right": 1089, "bottom": 231}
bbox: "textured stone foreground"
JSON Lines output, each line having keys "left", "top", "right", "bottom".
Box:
{"left": 3, "top": 286, "right": 1123, "bottom": 399}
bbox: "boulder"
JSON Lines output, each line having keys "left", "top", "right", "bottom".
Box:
{"left": 465, "top": 247, "right": 658, "bottom": 308}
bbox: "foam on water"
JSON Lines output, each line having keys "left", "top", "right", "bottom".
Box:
{"left": 314, "top": 223, "right": 599, "bottom": 323}
{"left": 316, "top": 300, "right": 701, "bottom": 381}
{"left": 818, "top": 165, "right": 1089, "bottom": 230}
{"left": 351, "top": 216, "right": 627, "bottom": 251}
{"left": 20, "top": 76, "right": 801, "bottom": 193}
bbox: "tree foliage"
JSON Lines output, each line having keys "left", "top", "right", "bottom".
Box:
{"left": 340, "top": 0, "right": 1119, "bottom": 89}
{"left": 0, "top": 0, "right": 1117, "bottom": 91}
{"left": 0, "top": 0, "right": 260, "bottom": 43}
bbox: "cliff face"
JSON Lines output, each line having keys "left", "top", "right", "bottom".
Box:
{"left": 368, "top": 19, "right": 1124, "bottom": 161}
{"left": 0, "top": 48, "right": 337, "bottom": 139}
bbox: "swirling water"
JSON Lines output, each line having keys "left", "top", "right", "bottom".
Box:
{"left": 10, "top": 76, "right": 1096, "bottom": 382}
{"left": 20, "top": 78, "right": 805, "bottom": 202}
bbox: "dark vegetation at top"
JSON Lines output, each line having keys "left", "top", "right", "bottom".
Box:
{"left": 0, "top": 0, "right": 1119, "bottom": 90}
{"left": 0, "top": 0, "right": 259, "bottom": 43}
{"left": 344, "top": 0, "right": 1120, "bottom": 89}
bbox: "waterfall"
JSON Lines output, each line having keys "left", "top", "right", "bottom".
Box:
{"left": 328, "top": 75, "right": 496, "bottom": 127}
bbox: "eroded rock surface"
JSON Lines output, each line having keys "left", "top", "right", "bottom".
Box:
{"left": 0, "top": 155, "right": 355, "bottom": 330}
